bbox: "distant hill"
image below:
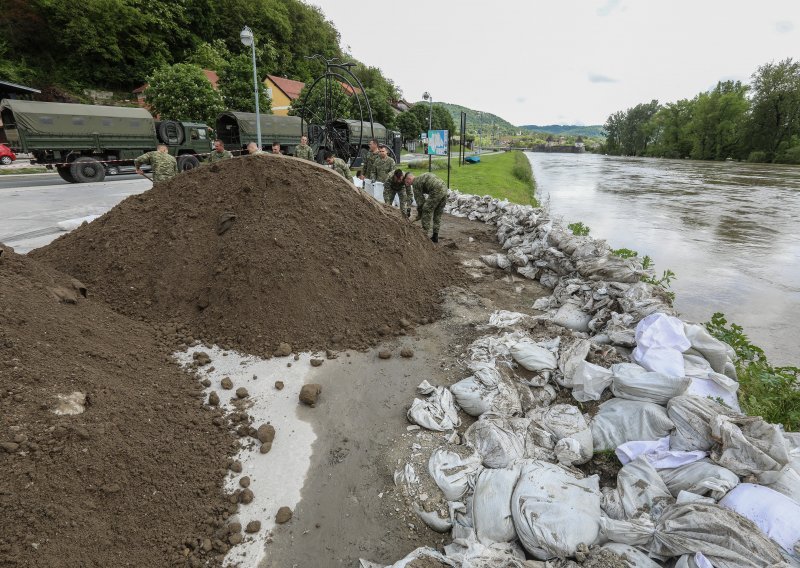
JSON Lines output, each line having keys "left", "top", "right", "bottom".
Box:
{"left": 520, "top": 124, "right": 605, "bottom": 137}
{"left": 435, "top": 102, "right": 520, "bottom": 135}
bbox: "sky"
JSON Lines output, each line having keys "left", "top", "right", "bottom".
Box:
{"left": 308, "top": 0, "right": 799, "bottom": 126}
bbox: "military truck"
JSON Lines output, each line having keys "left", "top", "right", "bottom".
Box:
{"left": 215, "top": 111, "right": 307, "bottom": 156}
{"left": 314, "top": 118, "right": 402, "bottom": 167}
{"left": 0, "top": 99, "right": 212, "bottom": 183}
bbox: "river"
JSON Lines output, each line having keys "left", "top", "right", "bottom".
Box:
{"left": 526, "top": 152, "right": 800, "bottom": 365}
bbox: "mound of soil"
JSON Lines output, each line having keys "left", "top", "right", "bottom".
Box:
{"left": 0, "top": 246, "right": 236, "bottom": 566}
{"left": 33, "top": 155, "right": 462, "bottom": 356}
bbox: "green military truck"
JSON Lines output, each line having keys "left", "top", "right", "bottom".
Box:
{"left": 0, "top": 99, "right": 212, "bottom": 183}
{"left": 215, "top": 111, "right": 308, "bottom": 155}
{"left": 317, "top": 119, "right": 402, "bottom": 166}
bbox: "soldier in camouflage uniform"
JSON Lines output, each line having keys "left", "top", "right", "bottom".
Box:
{"left": 134, "top": 144, "right": 178, "bottom": 184}
{"left": 362, "top": 138, "right": 380, "bottom": 180}
{"left": 383, "top": 168, "right": 408, "bottom": 214}
{"left": 372, "top": 145, "right": 396, "bottom": 183}
{"left": 404, "top": 174, "right": 414, "bottom": 218}
{"left": 294, "top": 135, "right": 314, "bottom": 161}
{"left": 325, "top": 152, "right": 352, "bottom": 181}
{"left": 247, "top": 142, "right": 264, "bottom": 155}
{"left": 208, "top": 139, "right": 233, "bottom": 162}
{"left": 405, "top": 172, "right": 447, "bottom": 243}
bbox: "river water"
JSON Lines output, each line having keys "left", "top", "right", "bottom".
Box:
{"left": 526, "top": 152, "right": 800, "bottom": 365}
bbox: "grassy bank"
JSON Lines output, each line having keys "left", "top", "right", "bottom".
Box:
{"left": 0, "top": 167, "right": 48, "bottom": 175}
{"left": 405, "top": 151, "right": 537, "bottom": 206}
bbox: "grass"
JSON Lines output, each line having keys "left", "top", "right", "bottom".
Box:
{"left": 404, "top": 150, "right": 537, "bottom": 205}
{"left": 0, "top": 167, "right": 48, "bottom": 175}
{"left": 706, "top": 312, "right": 800, "bottom": 430}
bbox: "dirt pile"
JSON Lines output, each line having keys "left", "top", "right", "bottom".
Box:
{"left": 0, "top": 246, "right": 237, "bottom": 566}
{"left": 32, "top": 155, "right": 462, "bottom": 356}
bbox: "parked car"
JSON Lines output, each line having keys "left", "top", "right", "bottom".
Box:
{"left": 0, "top": 143, "right": 16, "bottom": 165}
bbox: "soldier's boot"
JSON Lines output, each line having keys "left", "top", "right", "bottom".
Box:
{"left": 431, "top": 232, "right": 439, "bottom": 243}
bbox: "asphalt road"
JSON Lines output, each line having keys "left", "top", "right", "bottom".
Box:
{"left": 0, "top": 173, "right": 150, "bottom": 253}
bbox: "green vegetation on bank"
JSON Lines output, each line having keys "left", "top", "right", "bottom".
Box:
{"left": 406, "top": 151, "right": 537, "bottom": 205}
{"left": 0, "top": 167, "right": 47, "bottom": 175}
{"left": 706, "top": 313, "right": 800, "bottom": 430}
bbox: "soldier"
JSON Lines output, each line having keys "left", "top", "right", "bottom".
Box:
{"left": 404, "top": 173, "right": 414, "bottom": 218}
{"left": 362, "top": 138, "right": 380, "bottom": 180}
{"left": 134, "top": 144, "right": 178, "bottom": 184}
{"left": 271, "top": 142, "right": 282, "bottom": 154}
{"left": 247, "top": 142, "right": 264, "bottom": 155}
{"left": 208, "top": 139, "right": 233, "bottom": 162}
{"left": 294, "top": 135, "right": 314, "bottom": 161}
{"left": 373, "top": 145, "right": 396, "bottom": 183}
{"left": 325, "top": 152, "right": 352, "bottom": 181}
{"left": 404, "top": 172, "right": 447, "bottom": 243}
{"left": 384, "top": 168, "right": 408, "bottom": 215}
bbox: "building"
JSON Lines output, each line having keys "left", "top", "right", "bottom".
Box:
{"left": 132, "top": 69, "right": 219, "bottom": 107}
{"left": 0, "top": 80, "right": 41, "bottom": 101}
{"left": 264, "top": 75, "right": 305, "bottom": 116}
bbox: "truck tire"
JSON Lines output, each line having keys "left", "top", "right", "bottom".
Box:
{"left": 57, "top": 165, "right": 78, "bottom": 183}
{"left": 158, "top": 121, "right": 185, "bottom": 146}
{"left": 177, "top": 154, "right": 200, "bottom": 171}
{"left": 70, "top": 157, "right": 106, "bottom": 183}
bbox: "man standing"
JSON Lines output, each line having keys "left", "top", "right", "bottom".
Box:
{"left": 373, "top": 145, "right": 396, "bottom": 184}
{"left": 384, "top": 168, "right": 408, "bottom": 215}
{"left": 404, "top": 172, "right": 447, "bottom": 243}
{"left": 271, "top": 142, "right": 282, "bottom": 154}
{"left": 362, "top": 138, "right": 380, "bottom": 180}
{"left": 325, "top": 152, "right": 352, "bottom": 181}
{"left": 208, "top": 139, "right": 233, "bottom": 162}
{"left": 134, "top": 144, "right": 178, "bottom": 184}
{"left": 294, "top": 135, "right": 314, "bottom": 161}
{"left": 247, "top": 142, "right": 264, "bottom": 155}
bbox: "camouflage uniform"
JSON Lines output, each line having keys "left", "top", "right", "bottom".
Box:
{"left": 330, "top": 158, "right": 351, "bottom": 180}
{"left": 383, "top": 173, "right": 408, "bottom": 213}
{"left": 208, "top": 149, "right": 233, "bottom": 163}
{"left": 134, "top": 150, "right": 178, "bottom": 183}
{"left": 413, "top": 173, "right": 448, "bottom": 234}
{"left": 362, "top": 150, "right": 379, "bottom": 179}
{"left": 294, "top": 143, "right": 315, "bottom": 161}
{"left": 373, "top": 155, "right": 396, "bottom": 183}
{"left": 405, "top": 185, "right": 415, "bottom": 216}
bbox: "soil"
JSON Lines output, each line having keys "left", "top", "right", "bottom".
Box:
{"left": 0, "top": 246, "right": 238, "bottom": 566}
{"left": 32, "top": 155, "right": 463, "bottom": 357}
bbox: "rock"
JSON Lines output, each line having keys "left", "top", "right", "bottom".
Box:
{"left": 200, "top": 378, "right": 212, "bottom": 387}
{"left": 239, "top": 476, "right": 251, "bottom": 488}
{"left": 378, "top": 349, "right": 392, "bottom": 360}
{"left": 208, "top": 391, "right": 220, "bottom": 406}
{"left": 260, "top": 442, "right": 272, "bottom": 454}
{"left": 245, "top": 520, "right": 261, "bottom": 533}
{"left": 325, "top": 349, "right": 337, "bottom": 360}
{"left": 227, "top": 522, "right": 242, "bottom": 534}
{"left": 399, "top": 318, "right": 412, "bottom": 328}
{"left": 193, "top": 352, "right": 211, "bottom": 366}
{"left": 235, "top": 387, "right": 249, "bottom": 399}
{"left": 275, "top": 342, "right": 292, "bottom": 357}
{"left": 377, "top": 325, "right": 391, "bottom": 336}
{"left": 274, "top": 381, "right": 284, "bottom": 390}
{"left": 299, "top": 384, "right": 322, "bottom": 406}
{"left": 228, "top": 533, "right": 242, "bottom": 545}
{"left": 201, "top": 538, "right": 213, "bottom": 552}
{"left": 275, "top": 506, "right": 293, "bottom": 524}
{"left": 257, "top": 424, "right": 275, "bottom": 444}
{"left": 102, "top": 483, "right": 121, "bottom": 494}
{"left": 1, "top": 442, "right": 19, "bottom": 453}
{"left": 400, "top": 348, "right": 415, "bottom": 358}
{"left": 239, "top": 488, "right": 254, "bottom": 504}
{"left": 220, "top": 377, "right": 233, "bottom": 390}
{"left": 229, "top": 461, "right": 243, "bottom": 473}
{"left": 310, "top": 358, "right": 323, "bottom": 367}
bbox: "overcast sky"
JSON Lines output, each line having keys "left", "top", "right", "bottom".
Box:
{"left": 309, "top": 0, "right": 799, "bottom": 126}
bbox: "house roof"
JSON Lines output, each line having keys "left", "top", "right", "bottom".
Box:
{"left": 133, "top": 69, "right": 219, "bottom": 94}
{"left": 0, "top": 80, "right": 41, "bottom": 95}
{"left": 266, "top": 74, "right": 305, "bottom": 100}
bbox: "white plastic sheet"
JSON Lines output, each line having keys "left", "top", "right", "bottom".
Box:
{"left": 488, "top": 310, "right": 528, "bottom": 328}
{"left": 571, "top": 360, "right": 613, "bottom": 402}
{"left": 407, "top": 380, "right": 461, "bottom": 431}
{"left": 615, "top": 437, "right": 707, "bottom": 470}
{"left": 719, "top": 483, "right": 800, "bottom": 554}
{"left": 472, "top": 467, "right": 520, "bottom": 544}
{"left": 428, "top": 448, "right": 483, "bottom": 501}
{"left": 591, "top": 398, "right": 675, "bottom": 451}
{"left": 658, "top": 459, "right": 740, "bottom": 500}
{"left": 610, "top": 362, "right": 690, "bottom": 405}
{"left": 632, "top": 313, "right": 691, "bottom": 378}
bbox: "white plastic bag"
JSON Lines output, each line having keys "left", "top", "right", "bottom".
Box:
{"left": 571, "top": 360, "right": 614, "bottom": 402}
{"left": 591, "top": 398, "right": 675, "bottom": 451}
{"left": 428, "top": 448, "right": 483, "bottom": 501}
{"left": 599, "top": 543, "right": 663, "bottom": 568}
{"left": 718, "top": 483, "right": 800, "bottom": 554}
{"left": 710, "top": 414, "right": 790, "bottom": 477}
{"left": 610, "top": 362, "right": 690, "bottom": 405}
{"left": 407, "top": 380, "right": 461, "bottom": 431}
{"left": 611, "top": 457, "right": 674, "bottom": 520}
{"left": 472, "top": 467, "right": 521, "bottom": 544}
{"left": 668, "top": 395, "right": 736, "bottom": 452}
{"left": 450, "top": 368, "right": 522, "bottom": 418}
{"left": 684, "top": 323, "right": 731, "bottom": 374}
{"left": 556, "top": 338, "right": 591, "bottom": 388}
{"left": 487, "top": 310, "right": 527, "bottom": 328}
{"left": 632, "top": 313, "right": 691, "bottom": 378}
{"left": 658, "top": 459, "right": 740, "bottom": 500}
{"left": 615, "top": 437, "right": 707, "bottom": 470}
{"left": 510, "top": 340, "right": 557, "bottom": 371}
{"left": 552, "top": 303, "right": 592, "bottom": 332}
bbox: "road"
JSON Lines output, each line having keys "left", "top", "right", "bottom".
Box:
{"left": 0, "top": 173, "right": 150, "bottom": 253}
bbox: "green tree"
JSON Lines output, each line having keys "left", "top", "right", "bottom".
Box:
{"left": 686, "top": 81, "right": 748, "bottom": 160}
{"left": 217, "top": 53, "right": 272, "bottom": 113}
{"left": 185, "top": 39, "right": 231, "bottom": 72}
{"left": 746, "top": 58, "right": 800, "bottom": 162}
{"left": 409, "top": 103, "right": 455, "bottom": 134}
{"left": 144, "top": 63, "right": 224, "bottom": 124}
{"left": 602, "top": 110, "right": 625, "bottom": 155}
{"left": 289, "top": 80, "right": 352, "bottom": 123}
{"left": 359, "top": 87, "right": 395, "bottom": 128}
{"left": 396, "top": 112, "right": 422, "bottom": 143}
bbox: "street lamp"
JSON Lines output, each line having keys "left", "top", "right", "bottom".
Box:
{"left": 240, "top": 26, "right": 262, "bottom": 149}
{"left": 422, "top": 91, "right": 433, "bottom": 172}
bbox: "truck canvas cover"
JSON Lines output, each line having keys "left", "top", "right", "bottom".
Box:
{"left": 0, "top": 100, "right": 154, "bottom": 137}
{"left": 216, "top": 111, "right": 302, "bottom": 146}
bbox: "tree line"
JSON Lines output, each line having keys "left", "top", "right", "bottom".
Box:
{"left": 601, "top": 58, "right": 800, "bottom": 164}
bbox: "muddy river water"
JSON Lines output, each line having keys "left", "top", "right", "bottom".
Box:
{"left": 526, "top": 152, "right": 800, "bottom": 365}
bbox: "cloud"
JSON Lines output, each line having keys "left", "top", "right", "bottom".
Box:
{"left": 775, "top": 20, "right": 794, "bottom": 33}
{"left": 597, "top": 0, "right": 622, "bottom": 17}
{"left": 588, "top": 73, "right": 618, "bottom": 83}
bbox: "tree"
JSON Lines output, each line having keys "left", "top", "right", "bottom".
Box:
{"left": 359, "top": 87, "right": 395, "bottom": 128}
{"left": 396, "top": 112, "right": 422, "bottom": 143}
{"left": 144, "top": 63, "right": 224, "bottom": 125}
{"left": 648, "top": 99, "right": 694, "bottom": 158}
{"left": 746, "top": 58, "right": 800, "bottom": 162}
{"left": 185, "top": 39, "right": 231, "bottom": 72}
{"left": 408, "top": 103, "right": 455, "bottom": 134}
{"left": 602, "top": 111, "right": 625, "bottom": 154}
{"left": 217, "top": 53, "right": 272, "bottom": 113}
{"left": 289, "top": 80, "right": 352, "bottom": 123}
{"left": 687, "top": 81, "right": 748, "bottom": 160}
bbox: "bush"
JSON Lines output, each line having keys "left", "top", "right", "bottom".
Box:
{"left": 747, "top": 150, "right": 768, "bottom": 163}
{"left": 568, "top": 222, "right": 590, "bottom": 236}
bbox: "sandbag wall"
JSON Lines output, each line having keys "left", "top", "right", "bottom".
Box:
{"left": 362, "top": 192, "right": 800, "bottom": 568}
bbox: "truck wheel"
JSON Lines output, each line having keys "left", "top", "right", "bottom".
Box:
{"left": 57, "top": 166, "right": 77, "bottom": 183}
{"left": 70, "top": 157, "right": 106, "bottom": 183}
{"left": 158, "top": 121, "right": 185, "bottom": 146}
{"left": 177, "top": 154, "right": 200, "bottom": 171}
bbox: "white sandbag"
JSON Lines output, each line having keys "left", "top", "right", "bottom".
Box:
{"left": 552, "top": 303, "right": 592, "bottom": 332}
{"left": 614, "top": 457, "right": 675, "bottom": 520}
{"left": 616, "top": 437, "right": 707, "bottom": 470}
{"left": 555, "top": 338, "right": 591, "bottom": 388}
{"left": 428, "top": 448, "right": 483, "bottom": 501}
{"left": 412, "top": 502, "right": 452, "bottom": 533}
{"left": 576, "top": 255, "right": 641, "bottom": 283}
{"left": 610, "top": 362, "right": 690, "bottom": 405}
{"left": 510, "top": 341, "right": 557, "bottom": 371}
{"left": 465, "top": 416, "right": 529, "bottom": 468}
{"left": 481, "top": 253, "right": 511, "bottom": 270}
{"left": 591, "top": 398, "right": 675, "bottom": 451}
{"left": 632, "top": 313, "right": 691, "bottom": 378}
{"left": 366, "top": 547, "right": 457, "bottom": 568}
{"left": 685, "top": 373, "right": 740, "bottom": 412}
{"left": 668, "top": 395, "right": 737, "bottom": 452}
{"left": 571, "top": 360, "right": 614, "bottom": 402}
{"left": 719, "top": 483, "right": 800, "bottom": 554}
{"left": 658, "top": 459, "right": 740, "bottom": 500}
{"left": 674, "top": 553, "right": 715, "bottom": 568}
{"left": 511, "top": 460, "right": 602, "bottom": 559}
{"left": 684, "top": 323, "right": 731, "bottom": 374}
{"left": 446, "top": 538, "right": 528, "bottom": 568}
{"left": 600, "top": 543, "right": 663, "bottom": 568}
{"left": 488, "top": 310, "right": 529, "bottom": 328}
{"left": 468, "top": 331, "right": 529, "bottom": 363}
{"left": 529, "top": 384, "right": 558, "bottom": 408}
{"left": 529, "top": 404, "right": 593, "bottom": 465}
{"left": 394, "top": 463, "right": 418, "bottom": 492}
{"left": 472, "top": 467, "right": 521, "bottom": 544}
{"left": 407, "top": 380, "right": 461, "bottom": 431}
{"left": 450, "top": 371, "right": 522, "bottom": 418}
{"left": 710, "top": 414, "right": 790, "bottom": 477}
{"left": 767, "top": 461, "right": 800, "bottom": 502}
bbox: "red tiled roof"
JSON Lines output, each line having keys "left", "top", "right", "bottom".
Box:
{"left": 267, "top": 74, "right": 305, "bottom": 100}
{"left": 133, "top": 69, "right": 219, "bottom": 94}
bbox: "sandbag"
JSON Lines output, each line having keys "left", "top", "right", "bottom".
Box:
{"left": 407, "top": 381, "right": 461, "bottom": 431}
{"left": 511, "top": 460, "right": 602, "bottom": 559}
{"left": 571, "top": 360, "right": 613, "bottom": 402}
{"left": 610, "top": 362, "right": 690, "bottom": 405}
{"left": 556, "top": 338, "right": 591, "bottom": 388}
{"left": 684, "top": 323, "right": 731, "bottom": 374}
{"left": 428, "top": 448, "right": 483, "bottom": 501}
{"left": 611, "top": 457, "right": 674, "bottom": 520}
{"left": 615, "top": 437, "right": 707, "bottom": 470}
{"left": 511, "top": 340, "right": 557, "bottom": 371}
{"left": 481, "top": 253, "right": 511, "bottom": 270}
{"left": 767, "top": 461, "right": 800, "bottom": 502}
{"left": 552, "top": 303, "right": 592, "bottom": 332}
{"left": 465, "top": 416, "right": 531, "bottom": 468}
{"left": 450, "top": 368, "right": 522, "bottom": 418}
{"left": 719, "top": 483, "right": 800, "bottom": 554}
{"left": 363, "top": 547, "right": 457, "bottom": 568}
{"left": 472, "top": 467, "right": 521, "bottom": 544}
{"left": 600, "top": 543, "right": 662, "bottom": 568}
{"left": 668, "top": 395, "right": 737, "bottom": 452}
{"left": 591, "top": 398, "right": 675, "bottom": 451}
{"left": 684, "top": 372, "right": 740, "bottom": 412}
{"left": 710, "top": 414, "right": 790, "bottom": 477}
{"left": 576, "top": 255, "right": 641, "bottom": 283}
{"left": 674, "top": 553, "right": 715, "bottom": 568}
{"left": 529, "top": 404, "right": 593, "bottom": 465}
{"left": 658, "top": 459, "right": 740, "bottom": 500}
{"left": 632, "top": 313, "right": 691, "bottom": 378}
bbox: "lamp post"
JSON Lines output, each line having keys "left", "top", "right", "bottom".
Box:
{"left": 240, "top": 26, "right": 262, "bottom": 149}
{"left": 423, "top": 91, "right": 433, "bottom": 172}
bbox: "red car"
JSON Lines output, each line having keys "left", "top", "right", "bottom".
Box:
{"left": 0, "top": 144, "right": 16, "bottom": 165}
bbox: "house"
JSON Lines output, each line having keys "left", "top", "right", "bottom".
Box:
{"left": 575, "top": 136, "right": 585, "bottom": 149}
{"left": 264, "top": 75, "right": 305, "bottom": 116}
{"left": 132, "top": 69, "right": 219, "bottom": 107}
